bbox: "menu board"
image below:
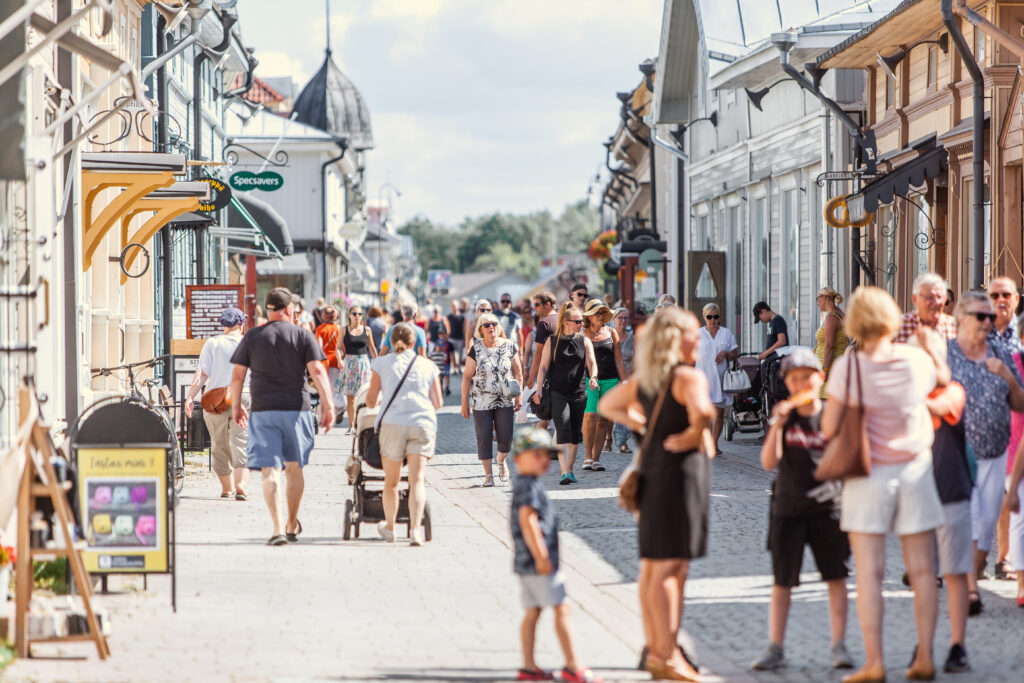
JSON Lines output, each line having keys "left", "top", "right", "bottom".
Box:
{"left": 186, "top": 285, "right": 244, "bottom": 339}
{"left": 78, "top": 447, "right": 169, "bottom": 573}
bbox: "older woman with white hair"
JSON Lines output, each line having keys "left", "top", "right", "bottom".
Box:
{"left": 696, "top": 302, "right": 737, "bottom": 455}
{"left": 461, "top": 312, "right": 523, "bottom": 486}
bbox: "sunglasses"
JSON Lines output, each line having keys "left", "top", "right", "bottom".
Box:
{"left": 501, "top": 300, "right": 512, "bottom": 305}
{"left": 478, "top": 307, "right": 492, "bottom": 312}
{"left": 970, "top": 312, "right": 997, "bottom": 323}
{"left": 705, "top": 314, "right": 719, "bottom": 320}
{"left": 350, "top": 312, "right": 362, "bottom": 316}
{"left": 573, "top": 293, "right": 586, "bottom": 298}
{"left": 567, "top": 318, "right": 583, "bottom": 324}
{"left": 481, "top": 322, "right": 498, "bottom": 329}
{"left": 990, "top": 291, "right": 1015, "bottom": 300}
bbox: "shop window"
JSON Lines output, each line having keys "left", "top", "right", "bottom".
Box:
{"left": 695, "top": 262, "right": 717, "bottom": 299}
{"left": 927, "top": 47, "right": 937, "bottom": 88}
{"left": 912, "top": 195, "right": 932, "bottom": 277}
{"left": 877, "top": 205, "right": 896, "bottom": 297}
{"left": 782, "top": 189, "right": 800, "bottom": 344}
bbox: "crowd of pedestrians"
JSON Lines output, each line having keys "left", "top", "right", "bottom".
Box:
{"left": 182, "top": 274, "right": 1024, "bottom": 682}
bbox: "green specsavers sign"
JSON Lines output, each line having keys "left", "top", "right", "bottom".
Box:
{"left": 229, "top": 171, "right": 284, "bottom": 192}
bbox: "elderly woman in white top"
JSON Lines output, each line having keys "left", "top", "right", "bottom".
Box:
{"left": 366, "top": 323, "right": 443, "bottom": 546}
{"left": 696, "top": 303, "right": 738, "bottom": 454}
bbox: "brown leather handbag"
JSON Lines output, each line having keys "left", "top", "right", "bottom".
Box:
{"left": 618, "top": 372, "right": 673, "bottom": 514}
{"left": 201, "top": 386, "right": 231, "bottom": 415}
{"left": 814, "top": 349, "right": 870, "bottom": 481}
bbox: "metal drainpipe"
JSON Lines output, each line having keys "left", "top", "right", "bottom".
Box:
{"left": 58, "top": 0, "right": 78, "bottom": 423}
{"left": 647, "top": 134, "right": 658, "bottom": 234}
{"left": 942, "top": 0, "right": 985, "bottom": 288}
{"left": 157, "top": 15, "right": 173, "bottom": 383}
{"left": 321, "top": 141, "right": 348, "bottom": 300}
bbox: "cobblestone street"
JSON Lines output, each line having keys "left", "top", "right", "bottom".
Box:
{"left": 6, "top": 382, "right": 1023, "bottom": 682}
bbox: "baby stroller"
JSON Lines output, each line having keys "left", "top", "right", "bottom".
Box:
{"left": 342, "top": 384, "right": 433, "bottom": 541}
{"left": 723, "top": 354, "right": 764, "bottom": 441}
{"left": 759, "top": 347, "right": 794, "bottom": 425}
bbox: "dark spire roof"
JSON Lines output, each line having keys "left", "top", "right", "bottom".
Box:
{"left": 291, "top": 51, "right": 374, "bottom": 150}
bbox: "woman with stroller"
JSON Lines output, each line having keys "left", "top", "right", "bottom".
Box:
{"left": 533, "top": 302, "right": 599, "bottom": 485}
{"left": 460, "top": 312, "right": 523, "bottom": 487}
{"left": 598, "top": 307, "right": 714, "bottom": 681}
{"left": 696, "top": 302, "right": 738, "bottom": 455}
{"left": 339, "top": 306, "right": 378, "bottom": 434}
{"left": 366, "top": 324, "right": 442, "bottom": 546}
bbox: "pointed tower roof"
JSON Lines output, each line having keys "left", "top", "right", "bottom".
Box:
{"left": 291, "top": 50, "right": 374, "bottom": 150}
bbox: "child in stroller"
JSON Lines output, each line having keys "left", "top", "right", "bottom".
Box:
{"left": 342, "top": 383, "right": 433, "bottom": 541}
{"left": 724, "top": 350, "right": 792, "bottom": 439}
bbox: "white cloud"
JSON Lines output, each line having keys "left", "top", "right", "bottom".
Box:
{"left": 252, "top": 50, "right": 309, "bottom": 85}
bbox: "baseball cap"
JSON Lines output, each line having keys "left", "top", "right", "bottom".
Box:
{"left": 219, "top": 307, "right": 246, "bottom": 327}
{"left": 779, "top": 347, "right": 822, "bottom": 377}
{"left": 512, "top": 427, "right": 560, "bottom": 456}
{"left": 752, "top": 301, "right": 769, "bottom": 320}
{"left": 265, "top": 287, "right": 294, "bottom": 311}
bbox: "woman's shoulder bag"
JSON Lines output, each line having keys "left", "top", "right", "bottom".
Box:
{"left": 814, "top": 349, "right": 871, "bottom": 481}
{"left": 364, "top": 358, "right": 417, "bottom": 468}
{"left": 618, "top": 371, "right": 674, "bottom": 515}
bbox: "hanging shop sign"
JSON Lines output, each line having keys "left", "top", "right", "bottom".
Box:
{"left": 77, "top": 446, "right": 170, "bottom": 573}
{"left": 639, "top": 248, "right": 666, "bottom": 273}
{"left": 229, "top": 170, "right": 284, "bottom": 192}
{"left": 186, "top": 284, "right": 244, "bottom": 339}
{"left": 198, "top": 176, "right": 232, "bottom": 212}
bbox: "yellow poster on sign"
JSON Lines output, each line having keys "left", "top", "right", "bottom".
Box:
{"left": 77, "top": 447, "right": 168, "bottom": 573}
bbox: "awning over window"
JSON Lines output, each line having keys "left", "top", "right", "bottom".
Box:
{"left": 168, "top": 211, "right": 215, "bottom": 227}
{"left": 227, "top": 193, "right": 293, "bottom": 256}
{"left": 256, "top": 253, "right": 311, "bottom": 276}
{"left": 846, "top": 146, "right": 947, "bottom": 219}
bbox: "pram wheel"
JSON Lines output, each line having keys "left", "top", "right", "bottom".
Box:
{"left": 423, "top": 501, "right": 432, "bottom": 542}
{"left": 724, "top": 410, "right": 735, "bottom": 441}
{"left": 343, "top": 499, "right": 353, "bottom": 540}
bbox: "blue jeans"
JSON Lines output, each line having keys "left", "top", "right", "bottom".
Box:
{"left": 612, "top": 422, "right": 631, "bottom": 450}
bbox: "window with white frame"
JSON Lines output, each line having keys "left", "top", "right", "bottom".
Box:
{"left": 782, "top": 188, "right": 800, "bottom": 344}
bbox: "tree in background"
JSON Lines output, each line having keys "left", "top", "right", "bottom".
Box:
{"left": 398, "top": 200, "right": 598, "bottom": 280}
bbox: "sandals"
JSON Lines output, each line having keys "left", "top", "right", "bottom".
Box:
{"left": 581, "top": 460, "right": 593, "bottom": 471}
{"left": 516, "top": 669, "right": 553, "bottom": 681}
{"left": 593, "top": 461, "right": 606, "bottom": 471}
{"left": 995, "top": 559, "right": 1016, "bottom": 580}
{"left": 220, "top": 491, "right": 234, "bottom": 499}
{"left": 266, "top": 535, "right": 287, "bottom": 546}
{"left": 497, "top": 460, "right": 509, "bottom": 482}
{"left": 967, "top": 590, "right": 983, "bottom": 616}
{"left": 286, "top": 519, "right": 303, "bottom": 543}
{"left": 483, "top": 476, "right": 495, "bottom": 487}
{"left": 619, "top": 445, "right": 632, "bottom": 454}
{"left": 234, "top": 491, "right": 248, "bottom": 501}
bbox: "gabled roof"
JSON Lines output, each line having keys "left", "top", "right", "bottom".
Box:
{"left": 291, "top": 51, "right": 374, "bottom": 150}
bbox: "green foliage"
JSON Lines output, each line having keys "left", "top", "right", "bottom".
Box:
{"left": 0, "top": 640, "right": 13, "bottom": 672}
{"left": 33, "top": 558, "right": 69, "bottom": 594}
{"left": 397, "top": 200, "right": 599, "bottom": 280}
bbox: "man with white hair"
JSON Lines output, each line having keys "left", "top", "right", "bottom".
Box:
{"left": 987, "top": 276, "right": 1022, "bottom": 352}
{"left": 895, "top": 272, "right": 958, "bottom": 342}
{"left": 379, "top": 301, "right": 427, "bottom": 357}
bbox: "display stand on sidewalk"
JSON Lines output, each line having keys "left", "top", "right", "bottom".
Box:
{"left": 13, "top": 385, "right": 110, "bottom": 660}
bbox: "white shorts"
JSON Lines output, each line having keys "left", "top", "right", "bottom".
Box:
{"left": 970, "top": 454, "right": 1006, "bottom": 553}
{"left": 840, "top": 454, "right": 943, "bottom": 536}
{"left": 935, "top": 501, "right": 973, "bottom": 576}
{"left": 1009, "top": 478, "right": 1024, "bottom": 571}
{"left": 519, "top": 570, "right": 567, "bottom": 609}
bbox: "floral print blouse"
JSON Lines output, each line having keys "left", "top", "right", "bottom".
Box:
{"left": 948, "top": 338, "right": 1023, "bottom": 460}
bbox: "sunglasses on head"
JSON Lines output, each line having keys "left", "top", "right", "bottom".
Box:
{"left": 971, "top": 312, "right": 997, "bottom": 323}
{"left": 990, "top": 291, "right": 1015, "bottom": 300}
{"left": 706, "top": 314, "right": 719, "bottom": 320}
{"left": 481, "top": 322, "right": 498, "bottom": 329}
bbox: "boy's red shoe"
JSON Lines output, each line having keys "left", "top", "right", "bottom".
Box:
{"left": 517, "top": 669, "right": 553, "bottom": 681}
{"left": 560, "top": 668, "right": 602, "bottom": 683}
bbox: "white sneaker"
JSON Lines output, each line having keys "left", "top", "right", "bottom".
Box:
{"left": 410, "top": 527, "right": 424, "bottom": 546}
{"left": 497, "top": 460, "right": 508, "bottom": 482}
{"left": 377, "top": 521, "right": 395, "bottom": 543}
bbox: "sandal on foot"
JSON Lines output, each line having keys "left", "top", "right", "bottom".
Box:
{"left": 516, "top": 669, "right": 553, "bottom": 681}
{"left": 967, "top": 590, "right": 983, "bottom": 616}
{"left": 619, "top": 445, "right": 632, "bottom": 454}
{"left": 593, "top": 461, "right": 605, "bottom": 471}
{"left": 266, "top": 535, "right": 287, "bottom": 546}
{"left": 581, "top": 460, "right": 593, "bottom": 470}
{"left": 286, "top": 519, "right": 303, "bottom": 543}
{"left": 220, "top": 491, "right": 234, "bottom": 499}
{"left": 560, "top": 668, "right": 602, "bottom": 683}
{"left": 995, "top": 559, "right": 1015, "bottom": 580}
{"left": 234, "top": 491, "right": 248, "bottom": 501}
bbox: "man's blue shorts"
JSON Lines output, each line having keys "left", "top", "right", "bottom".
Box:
{"left": 246, "top": 410, "right": 315, "bottom": 470}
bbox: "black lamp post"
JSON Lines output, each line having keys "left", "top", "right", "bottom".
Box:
{"left": 744, "top": 79, "right": 791, "bottom": 112}
{"left": 669, "top": 112, "right": 717, "bottom": 148}
{"left": 877, "top": 33, "right": 948, "bottom": 79}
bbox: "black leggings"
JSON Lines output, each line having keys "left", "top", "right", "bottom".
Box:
{"left": 473, "top": 406, "right": 514, "bottom": 460}
{"left": 551, "top": 389, "right": 586, "bottom": 445}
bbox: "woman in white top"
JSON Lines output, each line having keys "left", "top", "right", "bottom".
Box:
{"left": 366, "top": 323, "right": 443, "bottom": 546}
{"left": 696, "top": 303, "right": 738, "bottom": 455}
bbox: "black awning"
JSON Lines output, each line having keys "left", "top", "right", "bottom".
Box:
{"left": 847, "top": 146, "right": 948, "bottom": 218}
{"left": 168, "top": 211, "right": 215, "bottom": 227}
{"left": 228, "top": 193, "right": 294, "bottom": 255}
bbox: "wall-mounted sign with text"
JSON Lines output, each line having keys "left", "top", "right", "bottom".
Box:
{"left": 230, "top": 170, "right": 284, "bottom": 192}
{"left": 198, "top": 176, "right": 232, "bottom": 212}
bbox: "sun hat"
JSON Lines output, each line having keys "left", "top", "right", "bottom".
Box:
{"left": 582, "top": 298, "right": 612, "bottom": 322}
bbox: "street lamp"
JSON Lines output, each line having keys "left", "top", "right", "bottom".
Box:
{"left": 376, "top": 180, "right": 401, "bottom": 306}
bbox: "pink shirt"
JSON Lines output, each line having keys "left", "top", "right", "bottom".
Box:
{"left": 1009, "top": 353, "right": 1024, "bottom": 473}
{"left": 826, "top": 345, "right": 936, "bottom": 465}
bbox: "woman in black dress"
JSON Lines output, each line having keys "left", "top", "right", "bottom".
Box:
{"left": 533, "top": 302, "right": 598, "bottom": 485}
{"left": 599, "top": 307, "right": 715, "bottom": 681}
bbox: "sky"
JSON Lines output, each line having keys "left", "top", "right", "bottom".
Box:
{"left": 237, "top": 0, "right": 888, "bottom": 226}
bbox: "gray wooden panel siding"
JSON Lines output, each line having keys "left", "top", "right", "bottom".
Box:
{"left": 689, "top": 152, "right": 748, "bottom": 201}
{"left": 750, "top": 129, "right": 821, "bottom": 181}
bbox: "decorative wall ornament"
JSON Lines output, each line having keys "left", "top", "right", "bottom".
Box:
{"left": 222, "top": 143, "right": 288, "bottom": 167}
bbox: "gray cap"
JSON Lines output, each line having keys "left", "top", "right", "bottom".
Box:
{"left": 779, "top": 347, "right": 822, "bottom": 377}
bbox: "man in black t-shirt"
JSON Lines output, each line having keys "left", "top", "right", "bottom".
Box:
{"left": 230, "top": 287, "right": 334, "bottom": 546}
